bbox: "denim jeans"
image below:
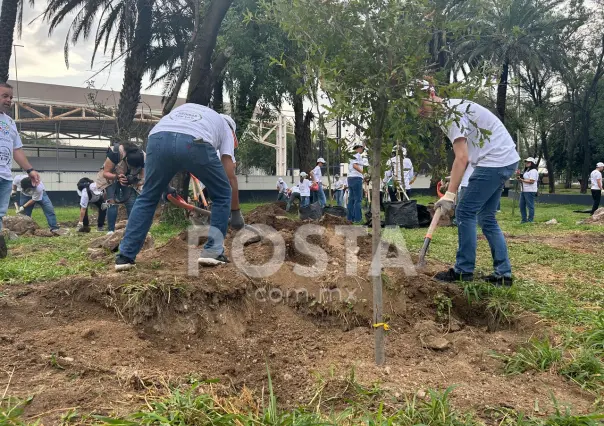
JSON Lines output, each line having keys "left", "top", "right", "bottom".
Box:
{"left": 347, "top": 177, "right": 363, "bottom": 222}
{"left": 314, "top": 182, "right": 326, "bottom": 208}
{"left": 455, "top": 163, "right": 517, "bottom": 277}
{"left": 277, "top": 192, "right": 287, "bottom": 202}
{"left": 300, "top": 196, "right": 310, "bottom": 208}
{"left": 334, "top": 190, "right": 344, "bottom": 207}
{"left": 119, "top": 131, "right": 232, "bottom": 260}
{"left": 520, "top": 192, "right": 536, "bottom": 223}
{"left": 107, "top": 193, "right": 137, "bottom": 232}
{"left": 0, "top": 178, "right": 12, "bottom": 231}
{"left": 286, "top": 193, "right": 300, "bottom": 211}
{"left": 19, "top": 192, "right": 58, "bottom": 230}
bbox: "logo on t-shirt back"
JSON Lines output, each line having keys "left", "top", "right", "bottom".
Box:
{"left": 0, "top": 120, "right": 10, "bottom": 136}
{"left": 170, "top": 111, "right": 202, "bottom": 122}
{"left": 0, "top": 146, "right": 11, "bottom": 165}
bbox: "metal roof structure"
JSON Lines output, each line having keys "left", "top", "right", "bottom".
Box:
{"left": 6, "top": 80, "right": 186, "bottom": 141}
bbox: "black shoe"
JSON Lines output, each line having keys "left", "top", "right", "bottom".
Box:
{"left": 0, "top": 235, "right": 7, "bottom": 259}
{"left": 115, "top": 254, "right": 136, "bottom": 271}
{"left": 482, "top": 274, "right": 513, "bottom": 287}
{"left": 198, "top": 251, "right": 230, "bottom": 266}
{"left": 434, "top": 268, "right": 474, "bottom": 283}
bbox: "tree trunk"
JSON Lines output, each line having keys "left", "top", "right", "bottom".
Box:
{"left": 370, "top": 95, "right": 388, "bottom": 366}
{"left": 564, "top": 92, "right": 577, "bottom": 189}
{"left": 540, "top": 130, "right": 555, "bottom": 193}
{"left": 186, "top": 0, "right": 233, "bottom": 105}
{"left": 212, "top": 77, "right": 224, "bottom": 112}
{"left": 293, "top": 92, "right": 314, "bottom": 172}
{"left": 580, "top": 114, "right": 591, "bottom": 194}
{"left": 0, "top": 0, "right": 18, "bottom": 83}
{"left": 496, "top": 60, "right": 509, "bottom": 123}
{"left": 115, "top": 0, "right": 153, "bottom": 141}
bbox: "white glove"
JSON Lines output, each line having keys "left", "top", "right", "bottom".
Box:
{"left": 76, "top": 222, "right": 84, "bottom": 231}
{"left": 18, "top": 206, "right": 25, "bottom": 213}
{"left": 434, "top": 191, "right": 456, "bottom": 215}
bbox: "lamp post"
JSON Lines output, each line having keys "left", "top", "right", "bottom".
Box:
{"left": 13, "top": 45, "right": 23, "bottom": 108}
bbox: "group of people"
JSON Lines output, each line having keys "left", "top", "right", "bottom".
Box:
{"left": 277, "top": 145, "right": 415, "bottom": 224}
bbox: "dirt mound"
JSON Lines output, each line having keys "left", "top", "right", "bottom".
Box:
{"left": 245, "top": 203, "right": 289, "bottom": 226}
{"left": 581, "top": 207, "right": 604, "bottom": 224}
{"left": 3, "top": 215, "right": 39, "bottom": 235}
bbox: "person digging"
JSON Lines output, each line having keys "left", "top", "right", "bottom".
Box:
{"left": 115, "top": 103, "right": 243, "bottom": 271}
{"left": 12, "top": 175, "right": 60, "bottom": 234}
{"left": 419, "top": 79, "right": 520, "bottom": 286}
{"left": 76, "top": 177, "right": 107, "bottom": 233}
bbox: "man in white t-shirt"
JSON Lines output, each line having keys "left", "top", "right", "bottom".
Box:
{"left": 590, "top": 162, "right": 604, "bottom": 215}
{"left": 421, "top": 80, "right": 520, "bottom": 286}
{"left": 333, "top": 174, "right": 345, "bottom": 207}
{"left": 76, "top": 177, "right": 107, "bottom": 232}
{"left": 276, "top": 177, "right": 288, "bottom": 201}
{"left": 518, "top": 157, "right": 539, "bottom": 223}
{"left": 286, "top": 184, "right": 300, "bottom": 212}
{"left": 347, "top": 144, "right": 365, "bottom": 222}
{"left": 0, "top": 83, "right": 41, "bottom": 258}
{"left": 12, "top": 175, "right": 59, "bottom": 232}
{"left": 310, "top": 157, "right": 326, "bottom": 207}
{"left": 298, "top": 172, "right": 311, "bottom": 207}
{"left": 116, "top": 104, "right": 241, "bottom": 270}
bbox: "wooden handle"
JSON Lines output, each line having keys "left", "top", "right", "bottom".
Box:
{"left": 425, "top": 207, "right": 443, "bottom": 238}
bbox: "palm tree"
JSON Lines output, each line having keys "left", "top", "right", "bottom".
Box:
{"left": 0, "top": 0, "right": 34, "bottom": 83}
{"left": 43, "top": 0, "right": 154, "bottom": 141}
{"left": 456, "top": 0, "right": 574, "bottom": 123}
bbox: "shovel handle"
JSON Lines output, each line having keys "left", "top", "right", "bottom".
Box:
{"left": 425, "top": 207, "right": 442, "bottom": 240}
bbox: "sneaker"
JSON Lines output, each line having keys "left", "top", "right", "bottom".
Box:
{"left": 97, "top": 227, "right": 104, "bottom": 232}
{"left": 0, "top": 235, "right": 7, "bottom": 259}
{"left": 198, "top": 251, "right": 230, "bottom": 266}
{"left": 106, "top": 231, "right": 115, "bottom": 236}
{"left": 434, "top": 268, "right": 474, "bottom": 283}
{"left": 115, "top": 254, "right": 136, "bottom": 271}
{"left": 482, "top": 274, "right": 513, "bottom": 287}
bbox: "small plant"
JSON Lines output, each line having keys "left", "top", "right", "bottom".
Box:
{"left": 493, "top": 338, "right": 563, "bottom": 375}
{"left": 49, "top": 353, "right": 65, "bottom": 370}
{"left": 434, "top": 293, "right": 452, "bottom": 323}
{"left": 0, "top": 396, "right": 37, "bottom": 426}
{"left": 560, "top": 348, "right": 604, "bottom": 391}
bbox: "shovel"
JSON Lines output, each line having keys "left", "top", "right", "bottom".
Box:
{"left": 417, "top": 206, "right": 442, "bottom": 269}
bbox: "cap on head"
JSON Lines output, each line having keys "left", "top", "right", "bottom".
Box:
{"left": 597, "top": 162, "right": 604, "bottom": 168}
{"left": 353, "top": 144, "right": 364, "bottom": 151}
{"left": 220, "top": 114, "right": 236, "bottom": 133}
{"left": 411, "top": 78, "right": 436, "bottom": 97}
{"left": 335, "top": 174, "right": 340, "bottom": 179}
{"left": 317, "top": 157, "right": 326, "bottom": 164}
{"left": 278, "top": 178, "right": 284, "bottom": 183}
{"left": 300, "top": 171, "right": 308, "bottom": 177}
{"left": 525, "top": 157, "right": 537, "bottom": 164}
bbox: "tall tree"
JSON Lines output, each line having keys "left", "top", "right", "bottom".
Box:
{"left": 0, "top": 0, "right": 34, "bottom": 83}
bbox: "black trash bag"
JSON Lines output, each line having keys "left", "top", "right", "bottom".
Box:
{"left": 384, "top": 200, "right": 419, "bottom": 228}
{"left": 364, "top": 211, "right": 385, "bottom": 228}
{"left": 416, "top": 204, "right": 432, "bottom": 228}
{"left": 300, "top": 202, "right": 323, "bottom": 220}
{"left": 323, "top": 206, "right": 347, "bottom": 217}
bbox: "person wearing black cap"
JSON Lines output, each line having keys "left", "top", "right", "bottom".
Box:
{"left": 347, "top": 144, "right": 365, "bottom": 222}
{"left": 518, "top": 157, "right": 539, "bottom": 223}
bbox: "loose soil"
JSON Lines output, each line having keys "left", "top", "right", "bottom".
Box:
{"left": 0, "top": 203, "right": 595, "bottom": 423}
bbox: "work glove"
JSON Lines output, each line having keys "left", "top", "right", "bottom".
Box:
{"left": 230, "top": 209, "right": 245, "bottom": 230}
{"left": 76, "top": 222, "right": 84, "bottom": 232}
{"left": 18, "top": 206, "right": 25, "bottom": 214}
{"left": 434, "top": 191, "right": 456, "bottom": 215}
{"left": 101, "top": 202, "right": 110, "bottom": 211}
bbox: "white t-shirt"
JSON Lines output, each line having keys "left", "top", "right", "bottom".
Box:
{"left": 13, "top": 174, "right": 44, "bottom": 201}
{"left": 334, "top": 179, "right": 344, "bottom": 190}
{"left": 443, "top": 100, "right": 520, "bottom": 168}
{"left": 460, "top": 164, "right": 475, "bottom": 188}
{"left": 312, "top": 165, "right": 322, "bottom": 183}
{"left": 0, "top": 113, "right": 23, "bottom": 181}
{"left": 591, "top": 170, "right": 603, "bottom": 190}
{"left": 348, "top": 153, "right": 364, "bottom": 178}
{"left": 403, "top": 157, "right": 414, "bottom": 189}
{"left": 149, "top": 103, "right": 236, "bottom": 162}
{"left": 386, "top": 156, "right": 402, "bottom": 184}
{"left": 277, "top": 180, "right": 288, "bottom": 193}
{"left": 522, "top": 169, "right": 539, "bottom": 192}
{"left": 290, "top": 185, "right": 300, "bottom": 194}
{"left": 80, "top": 182, "right": 103, "bottom": 208}
{"left": 299, "top": 179, "right": 311, "bottom": 196}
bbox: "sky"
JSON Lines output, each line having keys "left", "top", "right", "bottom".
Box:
{"left": 10, "top": 2, "right": 169, "bottom": 96}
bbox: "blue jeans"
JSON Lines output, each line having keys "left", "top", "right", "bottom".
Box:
{"left": 347, "top": 177, "right": 363, "bottom": 222}
{"left": 19, "top": 192, "right": 58, "bottom": 230}
{"left": 455, "top": 163, "right": 517, "bottom": 277}
{"left": 107, "top": 193, "right": 137, "bottom": 232}
{"left": 119, "top": 131, "right": 232, "bottom": 260}
{"left": 314, "top": 182, "right": 326, "bottom": 207}
{"left": 277, "top": 192, "right": 287, "bottom": 202}
{"left": 0, "top": 178, "right": 13, "bottom": 231}
{"left": 520, "top": 192, "right": 536, "bottom": 223}
{"left": 301, "top": 196, "right": 310, "bottom": 208}
{"left": 335, "top": 190, "right": 344, "bottom": 207}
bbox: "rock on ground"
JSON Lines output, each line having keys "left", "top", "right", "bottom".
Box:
{"left": 89, "top": 230, "right": 154, "bottom": 252}
{"left": 34, "top": 229, "right": 55, "bottom": 237}
{"left": 2, "top": 215, "right": 39, "bottom": 235}
{"left": 1, "top": 229, "right": 19, "bottom": 241}
{"left": 581, "top": 207, "right": 604, "bottom": 224}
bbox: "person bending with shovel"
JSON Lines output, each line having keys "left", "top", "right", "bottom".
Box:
{"left": 115, "top": 103, "right": 243, "bottom": 271}
{"left": 419, "top": 80, "right": 520, "bottom": 286}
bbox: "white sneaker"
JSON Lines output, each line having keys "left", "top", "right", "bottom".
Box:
{"left": 106, "top": 231, "right": 115, "bottom": 236}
